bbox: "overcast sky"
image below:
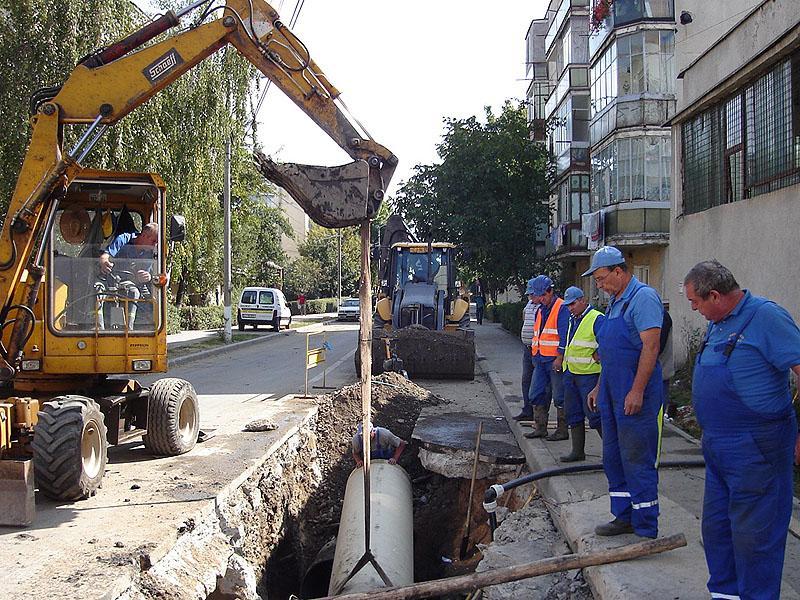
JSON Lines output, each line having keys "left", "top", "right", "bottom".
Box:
{"left": 133, "top": 1, "right": 549, "bottom": 195}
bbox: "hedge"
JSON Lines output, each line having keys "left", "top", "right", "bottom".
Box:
{"left": 288, "top": 298, "right": 338, "bottom": 315}
{"left": 487, "top": 301, "right": 526, "bottom": 336}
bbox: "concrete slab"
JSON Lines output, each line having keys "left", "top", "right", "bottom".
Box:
{"left": 474, "top": 320, "right": 800, "bottom": 599}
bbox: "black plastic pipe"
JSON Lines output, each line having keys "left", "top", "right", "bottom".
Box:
{"left": 483, "top": 459, "right": 706, "bottom": 538}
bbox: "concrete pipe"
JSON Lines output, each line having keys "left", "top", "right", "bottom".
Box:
{"left": 328, "top": 461, "right": 414, "bottom": 595}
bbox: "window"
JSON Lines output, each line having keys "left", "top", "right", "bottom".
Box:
{"left": 592, "top": 135, "right": 671, "bottom": 207}
{"left": 634, "top": 265, "right": 650, "bottom": 285}
{"left": 591, "top": 29, "right": 675, "bottom": 117}
{"left": 681, "top": 52, "right": 800, "bottom": 214}
{"left": 258, "top": 291, "right": 275, "bottom": 305}
{"left": 614, "top": 0, "right": 674, "bottom": 27}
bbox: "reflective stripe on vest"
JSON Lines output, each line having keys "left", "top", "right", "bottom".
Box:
{"left": 531, "top": 298, "right": 564, "bottom": 357}
{"left": 564, "top": 308, "right": 602, "bottom": 374}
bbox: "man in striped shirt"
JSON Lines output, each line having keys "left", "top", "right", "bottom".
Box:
{"left": 514, "top": 278, "right": 540, "bottom": 420}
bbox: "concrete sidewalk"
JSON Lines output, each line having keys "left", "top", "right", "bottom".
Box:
{"left": 473, "top": 320, "right": 800, "bottom": 599}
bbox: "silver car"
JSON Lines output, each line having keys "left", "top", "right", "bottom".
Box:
{"left": 337, "top": 298, "right": 360, "bottom": 321}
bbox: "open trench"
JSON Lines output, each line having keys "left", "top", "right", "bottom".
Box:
{"left": 115, "top": 373, "right": 589, "bottom": 600}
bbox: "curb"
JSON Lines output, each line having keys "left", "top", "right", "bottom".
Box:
{"left": 168, "top": 320, "right": 334, "bottom": 368}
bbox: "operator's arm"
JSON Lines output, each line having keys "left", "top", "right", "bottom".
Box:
{"left": 99, "top": 233, "right": 131, "bottom": 275}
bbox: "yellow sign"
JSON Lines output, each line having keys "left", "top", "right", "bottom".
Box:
{"left": 306, "top": 347, "right": 326, "bottom": 369}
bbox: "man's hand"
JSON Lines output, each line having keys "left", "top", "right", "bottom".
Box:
{"left": 99, "top": 254, "right": 113, "bottom": 275}
{"left": 135, "top": 270, "right": 152, "bottom": 283}
{"left": 588, "top": 385, "right": 599, "bottom": 412}
{"left": 624, "top": 388, "right": 644, "bottom": 415}
{"left": 388, "top": 458, "right": 397, "bottom": 465}
{"left": 553, "top": 355, "right": 564, "bottom": 372}
{"left": 354, "top": 458, "right": 363, "bottom": 468}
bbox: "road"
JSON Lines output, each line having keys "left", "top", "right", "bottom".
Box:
{"left": 142, "top": 320, "right": 359, "bottom": 436}
{"left": 0, "top": 321, "right": 358, "bottom": 600}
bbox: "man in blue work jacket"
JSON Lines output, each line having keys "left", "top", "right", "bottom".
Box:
{"left": 523, "top": 275, "right": 571, "bottom": 441}
{"left": 684, "top": 260, "right": 800, "bottom": 600}
{"left": 585, "top": 246, "right": 663, "bottom": 538}
{"left": 560, "top": 286, "right": 604, "bottom": 463}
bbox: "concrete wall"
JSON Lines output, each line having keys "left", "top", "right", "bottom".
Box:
{"left": 668, "top": 185, "right": 800, "bottom": 366}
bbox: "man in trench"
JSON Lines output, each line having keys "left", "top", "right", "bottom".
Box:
{"left": 351, "top": 422, "right": 407, "bottom": 467}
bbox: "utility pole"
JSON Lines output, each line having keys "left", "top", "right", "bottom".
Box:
{"left": 337, "top": 229, "right": 342, "bottom": 308}
{"left": 223, "top": 139, "right": 232, "bottom": 343}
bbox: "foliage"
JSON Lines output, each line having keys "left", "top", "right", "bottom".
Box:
{"left": 231, "top": 195, "right": 292, "bottom": 290}
{"left": 284, "top": 224, "right": 361, "bottom": 299}
{"left": 487, "top": 301, "right": 527, "bottom": 336}
{"left": 179, "top": 305, "right": 225, "bottom": 330}
{"left": 0, "top": 0, "right": 276, "bottom": 304}
{"left": 287, "top": 298, "right": 338, "bottom": 315}
{"left": 392, "top": 101, "right": 551, "bottom": 300}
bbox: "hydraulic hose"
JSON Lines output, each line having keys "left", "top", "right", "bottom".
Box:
{"left": 482, "top": 459, "right": 706, "bottom": 538}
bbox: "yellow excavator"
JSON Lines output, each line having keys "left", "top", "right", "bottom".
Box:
{"left": 356, "top": 215, "right": 475, "bottom": 380}
{"left": 0, "top": 0, "right": 395, "bottom": 524}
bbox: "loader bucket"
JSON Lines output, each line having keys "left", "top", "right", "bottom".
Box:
{"left": 254, "top": 152, "right": 377, "bottom": 228}
{"left": 369, "top": 327, "right": 476, "bottom": 380}
{"left": 0, "top": 459, "right": 35, "bottom": 526}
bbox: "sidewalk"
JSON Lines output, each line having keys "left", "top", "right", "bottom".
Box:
{"left": 473, "top": 320, "right": 800, "bottom": 599}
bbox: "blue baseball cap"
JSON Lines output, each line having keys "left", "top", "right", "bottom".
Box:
{"left": 563, "top": 286, "right": 584, "bottom": 305}
{"left": 525, "top": 277, "right": 537, "bottom": 295}
{"left": 582, "top": 246, "right": 625, "bottom": 276}
{"left": 528, "top": 275, "right": 553, "bottom": 296}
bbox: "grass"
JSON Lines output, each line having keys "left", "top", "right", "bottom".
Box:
{"left": 168, "top": 332, "right": 259, "bottom": 358}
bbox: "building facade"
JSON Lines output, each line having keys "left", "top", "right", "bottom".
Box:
{"left": 263, "top": 187, "right": 308, "bottom": 260}
{"left": 668, "top": 0, "right": 800, "bottom": 364}
{"left": 586, "top": 0, "right": 676, "bottom": 298}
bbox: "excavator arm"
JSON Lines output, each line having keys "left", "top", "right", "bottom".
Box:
{"left": 0, "top": 0, "right": 397, "bottom": 379}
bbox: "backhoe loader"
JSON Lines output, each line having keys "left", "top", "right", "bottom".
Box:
{"left": 356, "top": 216, "right": 475, "bottom": 380}
{"left": 0, "top": 0, "right": 395, "bottom": 525}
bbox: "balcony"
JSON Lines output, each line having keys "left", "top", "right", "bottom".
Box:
{"left": 589, "top": 0, "right": 674, "bottom": 58}
{"left": 545, "top": 222, "right": 590, "bottom": 258}
{"left": 604, "top": 206, "right": 669, "bottom": 246}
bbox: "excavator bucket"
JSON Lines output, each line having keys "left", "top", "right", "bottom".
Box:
{"left": 255, "top": 152, "right": 379, "bottom": 228}
{"left": 364, "top": 327, "right": 476, "bottom": 380}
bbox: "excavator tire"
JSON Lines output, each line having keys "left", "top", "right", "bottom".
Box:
{"left": 143, "top": 378, "right": 199, "bottom": 456}
{"left": 372, "top": 326, "right": 475, "bottom": 380}
{"left": 32, "top": 396, "right": 108, "bottom": 500}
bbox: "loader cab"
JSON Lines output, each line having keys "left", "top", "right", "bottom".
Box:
{"left": 18, "top": 170, "right": 175, "bottom": 386}
{"left": 390, "top": 243, "right": 455, "bottom": 295}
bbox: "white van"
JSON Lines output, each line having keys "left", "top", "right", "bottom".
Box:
{"left": 237, "top": 287, "right": 292, "bottom": 331}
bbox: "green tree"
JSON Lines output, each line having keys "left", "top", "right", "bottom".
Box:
{"left": 393, "top": 101, "right": 552, "bottom": 299}
{"left": 285, "top": 224, "right": 361, "bottom": 299}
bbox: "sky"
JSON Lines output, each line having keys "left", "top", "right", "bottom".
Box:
{"left": 133, "top": 1, "right": 549, "bottom": 196}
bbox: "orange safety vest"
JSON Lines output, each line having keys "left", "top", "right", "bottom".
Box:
{"left": 531, "top": 297, "right": 564, "bottom": 357}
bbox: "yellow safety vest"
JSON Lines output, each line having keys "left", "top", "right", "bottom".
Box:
{"left": 564, "top": 308, "right": 602, "bottom": 375}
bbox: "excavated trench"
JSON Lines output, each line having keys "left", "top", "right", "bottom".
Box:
{"left": 122, "top": 374, "right": 530, "bottom": 600}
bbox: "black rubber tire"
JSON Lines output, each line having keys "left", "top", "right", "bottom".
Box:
{"left": 284, "top": 316, "right": 292, "bottom": 330}
{"left": 143, "top": 378, "right": 199, "bottom": 456}
{"left": 32, "top": 396, "right": 108, "bottom": 501}
{"left": 272, "top": 314, "right": 281, "bottom": 331}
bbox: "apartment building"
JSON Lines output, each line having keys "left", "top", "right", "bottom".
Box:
{"left": 586, "top": 0, "right": 676, "bottom": 297}
{"left": 263, "top": 187, "right": 308, "bottom": 260}
{"left": 667, "top": 0, "right": 800, "bottom": 363}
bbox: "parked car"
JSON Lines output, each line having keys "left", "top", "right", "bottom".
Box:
{"left": 337, "top": 297, "right": 360, "bottom": 321}
{"left": 238, "top": 287, "right": 292, "bottom": 331}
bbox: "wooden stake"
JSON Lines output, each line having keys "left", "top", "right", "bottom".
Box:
{"left": 317, "top": 533, "right": 687, "bottom": 600}
{"left": 459, "top": 420, "right": 483, "bottom": 559}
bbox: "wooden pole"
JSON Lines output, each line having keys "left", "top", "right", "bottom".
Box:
{"left": 459, "top": 420, "right": 483, "bottom": 559}
{"left": 319, "top": 533, "right": 687, "bottom": 600}
{"left": 358, "top": 219, "right": 374, "bottom": 556}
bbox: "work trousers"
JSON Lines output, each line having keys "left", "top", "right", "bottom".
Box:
{"left": 529, "top": 354, "right": 563, "bottom": 410}
{"left": 563, "top": 371, "right": 601, "bottom": 429}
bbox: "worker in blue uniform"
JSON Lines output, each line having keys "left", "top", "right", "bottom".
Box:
{"left": 585, "top": 246, "right": 663, "bottom": 539}
{"left": 683, "top": 260, "right": 800, "bottom": 600}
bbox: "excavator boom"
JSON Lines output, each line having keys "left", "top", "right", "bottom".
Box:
{"left": 0, "top": 0, "right": 396, "bottom": 379}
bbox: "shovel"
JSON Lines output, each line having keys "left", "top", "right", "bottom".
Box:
{"left": 459, "top": 420, "right": 483, "bottom": 560}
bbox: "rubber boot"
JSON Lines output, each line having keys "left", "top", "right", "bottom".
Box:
{"left": 560, "top": 426, "right": 586, "bottom": 462}
{"left": 524, "top": 405, "right": 549, "bottom": 439}
{"left": 545, "top": 408, "right": 569, "bottom": 441}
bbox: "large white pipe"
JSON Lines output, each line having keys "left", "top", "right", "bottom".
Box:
{"left": 328, "top": 461, "right": 414, "bottom": 595}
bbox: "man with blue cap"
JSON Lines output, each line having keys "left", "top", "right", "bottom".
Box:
{"left": 560, "top": 286, "right": 604, "bottom": 462}
{"left": 522, "top": 275, "right": 571, "bottom": 441}
{"left": 514, "top": 277, "right": 542, "bottom": 421}
{"left": 684, "top": 260, "right": 800, "bottom": 599}
{"left": 584, "top": 246, "right": 664, "bottom": 538}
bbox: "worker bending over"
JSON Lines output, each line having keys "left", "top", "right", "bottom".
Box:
{"left": 351, "top": 422, "right": 407, "bottom": 467}
{"left": 685, "top": 261, "right": 800, "bottom": 600}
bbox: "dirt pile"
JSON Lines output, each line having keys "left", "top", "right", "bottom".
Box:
{"left": 375, "top": 327, "right": 476, "bottom": 380}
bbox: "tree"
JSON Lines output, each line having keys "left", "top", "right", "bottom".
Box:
{"left": 284, "top": 224, "right": 361, "bottom": 299}
{"left": 393, "top": 101, "right": 552, "bottom": 299}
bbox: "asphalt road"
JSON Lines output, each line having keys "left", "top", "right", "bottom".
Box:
{"left": 141, "top": 320, "right": 359, "bottom": 436}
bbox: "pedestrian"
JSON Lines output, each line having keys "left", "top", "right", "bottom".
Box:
{"left": 560, "top": 286, "right": 604, "bottom": 462}
{"left": 514, "top": 278, "right": 540, "bottom": 421}
{"left": 584, "top": 246, "right": 663, "bottom": 539}
{"left": 522, "top": 275, "right": 570, "bottom": 441}
{"left": 351, "top": 422, "right": 407, "bottom": 467}
{"left": 298, "top": 292, "right": 306, "bottom": 315}
{"left": 472, "top": 279, "right": 487, "bottom": 325}
{"left": 683, "top": 260, "right": 800, "bottom": 600}
{"left": 660, "top": 301, "right": 675, "bottom": 420}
